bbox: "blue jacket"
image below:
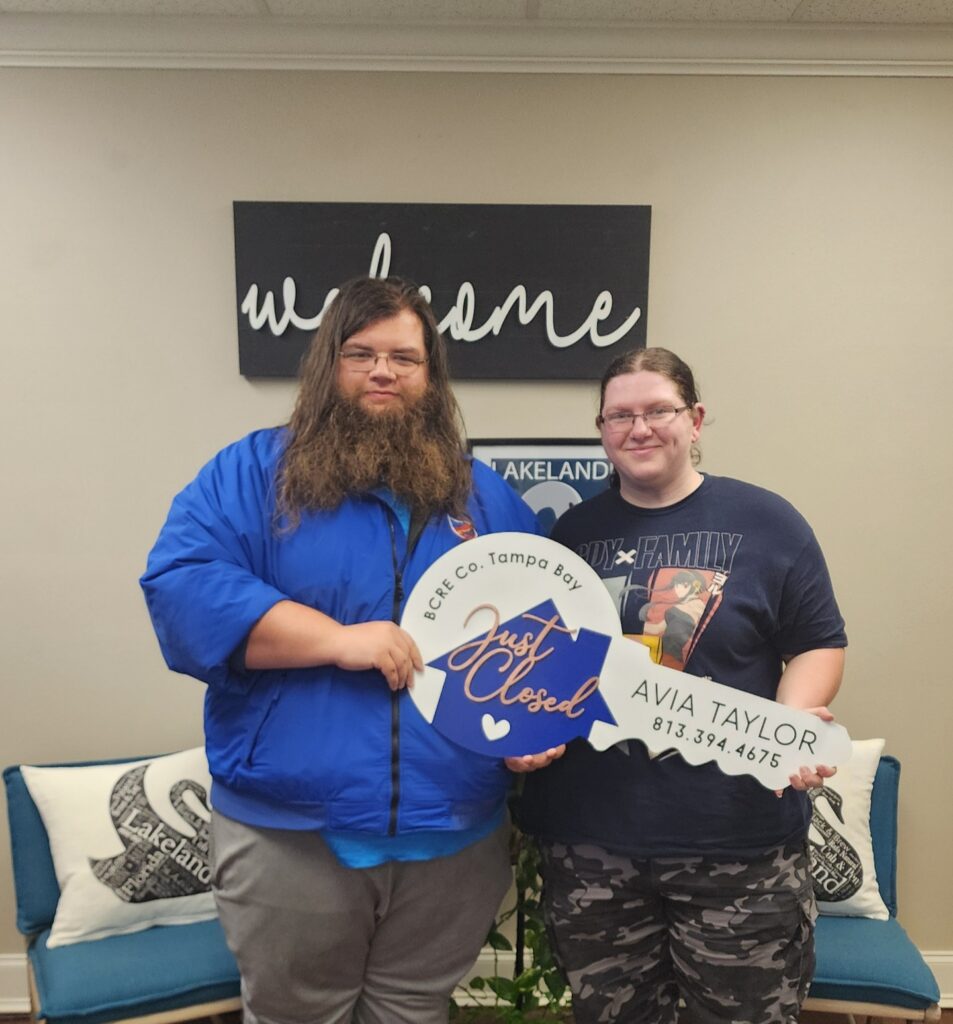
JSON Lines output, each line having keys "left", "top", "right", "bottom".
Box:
{"left": 141, "top": 428, "right": 539, "bottom": 835}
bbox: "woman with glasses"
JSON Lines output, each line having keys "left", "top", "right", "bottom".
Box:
{"left": 520, "top": 347, "right": 846, "bottom": 1024}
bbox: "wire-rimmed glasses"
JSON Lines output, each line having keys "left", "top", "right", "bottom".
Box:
{"left": 339, "top": 349, "right": 427, "bottom": 377}
{"left": 597, "top": 406, "right": 689, "bottom": 434}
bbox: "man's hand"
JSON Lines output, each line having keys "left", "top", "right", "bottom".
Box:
{"left": 505, "top": 745, "right": 566, "bottom": 774}
{"left": 330, "top": 621, "right": 424, "bottom": 691}
{"left": 245, "top": 602, "right": 423, "bottom": 690}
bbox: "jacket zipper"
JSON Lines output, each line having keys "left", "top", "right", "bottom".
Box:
{"left": 387, "top": 517, "right": 403, "bottom": 837}
{"left": 385, "top": 508, "right": 430, "bottom": 836}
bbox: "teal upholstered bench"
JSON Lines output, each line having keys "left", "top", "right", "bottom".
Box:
{"left": 4, "top": 761, "right": 241, "bottom": 1024}
{"left": 804, "top": 756, "right": 941, "bottom": 1022}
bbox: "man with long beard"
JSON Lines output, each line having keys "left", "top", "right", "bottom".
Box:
{"left": 141, "top": 277, "right": 556, "bottom": 1024}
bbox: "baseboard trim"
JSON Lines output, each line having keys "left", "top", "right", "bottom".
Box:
{"left": 0, "top": 953, "right": 29, "bottom": 1014}
{"left": 2, "top": 947, "right": 951, "bottom": 1011}
{"left": 924, "top": 950, "right": 953, "bottom": 1009}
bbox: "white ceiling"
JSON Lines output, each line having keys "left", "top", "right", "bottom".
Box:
{"left": 5, "top": 0, "right": 953, "bottom": 72}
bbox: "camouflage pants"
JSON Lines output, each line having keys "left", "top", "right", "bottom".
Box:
{"left": 539, "top": 841, "right": 816, "bottom": 1024}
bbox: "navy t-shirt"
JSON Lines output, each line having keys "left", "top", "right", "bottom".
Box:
{"left": 519, "top": 474, "right": 847, "bottom": 859}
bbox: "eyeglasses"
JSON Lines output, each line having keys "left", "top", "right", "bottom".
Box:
{"left": 597, "top": 406, "right": 690, "bottom": 434}
{"left": 339, "top": 348, "right": 428, "bottom": 377}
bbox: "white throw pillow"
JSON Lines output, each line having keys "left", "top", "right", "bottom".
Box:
{"left": 21, "top": 747, "right": 217, "bottom": 947}
{"left": 808, "top": 737, "right": 889, "bottom": 920}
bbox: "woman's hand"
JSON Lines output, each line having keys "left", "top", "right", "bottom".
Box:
{"left": 777, "top": 706, "right": 837, "bottom": 795}
{"left": 788, "top": 762, "right": 838, "bottom": 792}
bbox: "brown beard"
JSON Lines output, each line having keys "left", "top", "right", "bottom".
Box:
{"left": 277, "top": 388, "right": 472, "bottom": 525}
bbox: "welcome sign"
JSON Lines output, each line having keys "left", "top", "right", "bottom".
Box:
{"left": 403, "top": 534, "right": 852, "bottom": 790}
{"left": 234, "top": 202, "right": 650, "bottom": 380}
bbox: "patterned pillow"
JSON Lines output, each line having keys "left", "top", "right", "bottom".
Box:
{"left": 808, "top": 737, "right": 889, "bottom": 920}
{"left": 20, "top": 747, "right": 217, "bottom": 947}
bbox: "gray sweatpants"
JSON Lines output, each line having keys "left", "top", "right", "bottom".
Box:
{"left": 211, "top": 812, "right": 512, "bottom": 1024}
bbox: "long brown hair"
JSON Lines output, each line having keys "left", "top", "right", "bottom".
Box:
{"left": 277, "top": 277, "right": 471, "bottom": 524}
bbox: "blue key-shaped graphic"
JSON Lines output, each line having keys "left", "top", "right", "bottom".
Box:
{"left": 428, "top": 599, "right": 617, "bottom": 758}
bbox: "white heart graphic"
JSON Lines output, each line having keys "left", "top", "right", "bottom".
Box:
{"left": 481, "top": 713, "right": 511, "bottom": 742}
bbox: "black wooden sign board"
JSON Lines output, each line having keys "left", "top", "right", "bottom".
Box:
{"left": 233, "top": 202, "right": 650, "bottom": 380}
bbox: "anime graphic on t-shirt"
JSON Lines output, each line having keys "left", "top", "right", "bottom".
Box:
{"left": 632, "top": 566, "right": 727, "bottom": 670}
{"left": 583, "top": 532, "right": 739, "bottom": 671}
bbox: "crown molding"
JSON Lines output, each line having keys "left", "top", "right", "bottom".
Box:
{"left": 3, "top": 14, "right": 953, "bottom": 76}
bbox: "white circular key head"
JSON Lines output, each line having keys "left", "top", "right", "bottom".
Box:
{"left": 401, "top": 533, "right": 621, "bottom": 758}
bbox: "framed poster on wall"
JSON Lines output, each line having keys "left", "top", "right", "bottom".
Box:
{"left": 470, "top": 438, "right": 612, "bottom": 533}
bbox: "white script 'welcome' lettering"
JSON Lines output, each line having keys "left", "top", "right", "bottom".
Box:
{"left": 240, "top": 233, "right": 641, "bottom": 350}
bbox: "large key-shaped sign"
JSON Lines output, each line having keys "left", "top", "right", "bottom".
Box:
{"left": 402, "top": 533, "right": 851, "bottom": 789}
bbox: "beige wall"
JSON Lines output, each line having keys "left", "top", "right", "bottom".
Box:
{"left": 1, "top": 67, "right": 951, "bottom": 957}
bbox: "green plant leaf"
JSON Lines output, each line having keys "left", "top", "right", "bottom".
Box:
{"left": 543, "top": 972, "right": 568, "bottom": 1001}
{"left": 486, "top": 976, "right": 519, "bottom": 1003}
{"left": 514, "top": 967, "right": 542, "bottom": 989}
